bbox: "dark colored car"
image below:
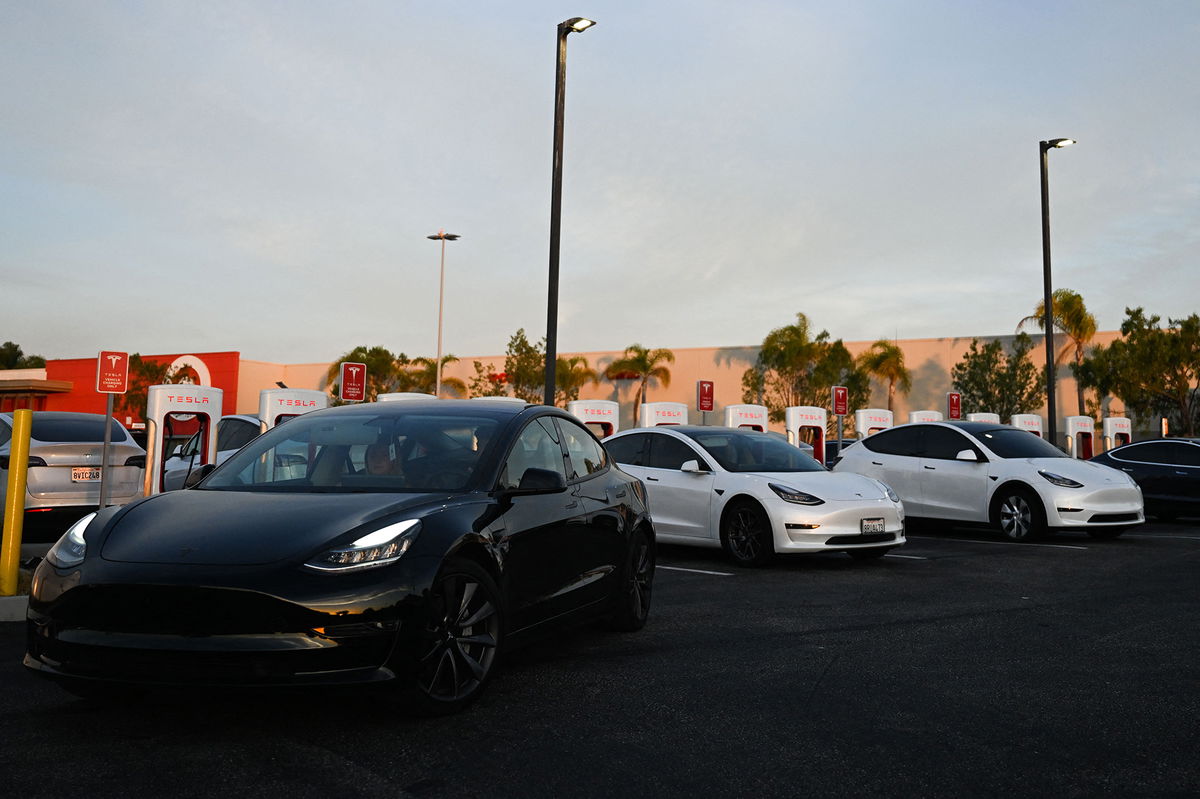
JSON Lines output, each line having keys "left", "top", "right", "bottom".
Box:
{"left": 1090, "top": 438, "right": 1200, "bottom": 520}
{"left": 25, "top": 400, "right": 655, "bottom": 714}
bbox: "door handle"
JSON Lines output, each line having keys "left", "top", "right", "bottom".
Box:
{"left": 924, "top": 465, "right": 936, "bottom": 470}
{"left": 565, "top": 500, "right": 579, "bottom": 509}
{"left": 1176, "top": 471, "right": 1188, "bottom": 476}
{"left": 1121, "top": 467, "right": 1133, "bottom": 472}
{"left": 871, "top": 461, "right": 883, "bottom": 466}
{"left": 646, "top": 476, "right": 660, "bottom": 482}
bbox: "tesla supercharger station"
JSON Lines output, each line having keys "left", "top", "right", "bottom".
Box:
{"left": 785, "top": 406, "right": 827, "bottom": 463}
{"left": 144, "top": 384, "right": 222, "bottom": 496}
{"left": 855, "top": 409, "right": 893, "bottom": 438}
{"left": 1011, "top": 414, "right": 1044, "bottom": 437}
{"left": 1102, "top": 417, "right": 1132, "bottom": 451}
{"left": 639, "top": 402, "right": 688, "bottom": 427}
{"left": 724, "top": 404, "right": 769, "bottom": 432}
{"left": 1064, "top": 416, "right": 1096, "bottom": 459}
{"left": 258, "top": 388, "right": 328, "bottom": 433}
{"left": 967, "top": 412, "right": 1001, "bottom": 424}
{"left": 377, "top": 392, "right": 437, "bottom": 402}
{"left": 567, "top": 400, "right": 620, "bottom": 438}
{"left": 908, "top": 410, "right": 943, "bottom": 423}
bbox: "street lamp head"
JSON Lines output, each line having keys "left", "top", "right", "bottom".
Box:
{"left": 560, "top": 17, "right": 596, "bottom": 34}
{"left": 427, "top": 231, "right": 461, "bottom": 241}
{"left": 1041, "top": 138, "right": 1076, "bottom": 152}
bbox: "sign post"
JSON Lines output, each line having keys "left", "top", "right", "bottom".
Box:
{"left": 339, "top": 362, "right": 368, "bottom": 403}
{"left": 832, "top": 385, "right": 848, "bottom": 459}
{"left": 946, "top": 392, "right": 962, "bottom": 420}
{"left": 696, "top": 380, "right": 714, "bottom": 426}
{"left": 95, "top": 351, "right": 129, "bottom": 508}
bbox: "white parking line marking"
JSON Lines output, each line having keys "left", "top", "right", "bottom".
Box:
{"left": 907, "top": 535, "right": 1088, "bottom": 550}
{"left": 1126, "top": 534, "right": 1200, "bottom": 541}
{"left": 885, "top": 554, "right": 928, "bottom": 560}
{"left": 658, "top": 565, "right": 734, "bottom": 576}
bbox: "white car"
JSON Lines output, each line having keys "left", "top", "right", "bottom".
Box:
{"left": 161, "top": 414, "right": 261, "bottom": 490}
{"left": 832, "top": 421, "right": 1144, "bottom": 540}
{"left": 603, "top": 426, "right": 905, "bottom": 566}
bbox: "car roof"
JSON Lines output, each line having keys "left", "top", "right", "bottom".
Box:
{"left": 313, "top": 398, "right": 537, "bottom": 421}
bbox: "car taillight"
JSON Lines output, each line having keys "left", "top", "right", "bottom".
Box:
{"left": 124, "top": 455, "right": 146, "bottom": 467}
{"left": 0, "top": 456, "right": 47, "bottom": 469}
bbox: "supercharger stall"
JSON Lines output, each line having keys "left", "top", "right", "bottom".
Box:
{"left": 908, "top": 410, "right": 943, "bottom": 424}
{"left": 1102, "top": 417, "right": 1133, "bottom": 451}
{"left": 258, "top": 388, "right": 328, "bottom": 433}
{"left": 855, "top": 409, "right": 893, "bottom": 438}
{"left": 723, "top": 404, "right": 769, "bottom": 432}
{"left": 638, "top": 402, "right": 688, "bottom": 427}
{"left": 377, "top": 393, "right": 438, "bottom": 402}
{"left": 1064, "top": 416, "right": 1096, "bottom": 459}
{"left": 785, "top": 406, "right": 827, "bottom": 463}
{"left": 1010, "top": 414, "right": 1044, "bottom": 437}
{"left": 966, "top": 412, "right": 1001, "bottom": 424}
{"left": 567, "top": 399, "right": 620, "bottom": 438}
{"left": 143, "top": 384, "right": 222, "bottom": 496}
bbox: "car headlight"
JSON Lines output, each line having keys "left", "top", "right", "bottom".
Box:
{"left": 769, "top": 483, "right": 824, "bottom": 505}
{"left": 875, "top": 480, "right": 901, "bottom": 503}
{"left": 46, "top": 512, "right": 95, "bottom": 569}
{"left": 1039, "top": 470, "right": 1083, "bottom": 488}
{"left": 304, "top": 519, "right": 421, "bottom": 573}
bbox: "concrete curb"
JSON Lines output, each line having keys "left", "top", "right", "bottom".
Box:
{"left": 1, "top": 595, "right": 29, "bottom": 622}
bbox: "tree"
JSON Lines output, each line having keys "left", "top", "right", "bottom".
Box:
{"left": 0, "top": 341, "right": 45, "bottom": 369}
{"left": 503, "top": 329, "right": 546, "bottom": 404}
{"left": 406, "top": 355, "right": 466, "bottom": 397}
{"left": 605, "top": 344, "right": 675, "bottom": 422}
{"left": 468, "top": 361, "right": 509, "bottom": 398}
{"left": 950, "top": 333, "right": 1045, "bottom": 421}
{"left": 1018, "top": 289, "right": 1097, "bottom": 416}
{"left": 325, "top": 346, "right": 410, "bottom": 404}
{"left": 857, "top": 340, "right": 912, "bottom": 412}
{"left": 1075, "top": 307, "right": 1200, "bottom": 436}
{"left": 741, "top": 313, "right": 869, "bottom": 428}
{"left": 555, "top": 355, "right": 600, "bottom": 405}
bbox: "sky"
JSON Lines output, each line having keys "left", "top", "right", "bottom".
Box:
{"left": 3, "top": 1, "right": 1199, "bottom": 366}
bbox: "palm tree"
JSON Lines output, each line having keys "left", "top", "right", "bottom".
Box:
{"left": 325, "top": 346, "right": 409, "bottom": 403}
{"left": 408, "top": 355, "right": 467, "bottom": 398}
{"left": 604, "top": 344, "right": 675, "bottom": 423}
{"left": 1018, "top": 289, "right": 1097, "bottom": 416}
{"left": 555, "top": 355, "right": 600, "bottom": 406}
{"left": 857, "top": 340, "right": 912, "bottom": 412}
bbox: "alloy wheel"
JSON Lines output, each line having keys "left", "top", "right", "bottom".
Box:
{"left": 999, "top": 494, "right": 1033, "bottom": 540}
{"left": 626, "top": 538, "right": 653, "bottom": 622}
{"left": 727, "top": 506, "right": 764, "bottom": 563}
{"left": 418, "top": 572, "right": 500, "bottom": 704}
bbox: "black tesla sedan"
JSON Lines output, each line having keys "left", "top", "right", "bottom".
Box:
{"left": 1090, "top": 438, "right": 1200, "bottom": 520}
{"left": 25, "top": 400, "right": 655, "bottom": 714}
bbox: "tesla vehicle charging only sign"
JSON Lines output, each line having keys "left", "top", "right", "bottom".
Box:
{"left": 832, "top": 386, "right": 849, "bottom": 416}
{"left": 947, "top": 392, "right": 962, "bottom": 419}
{"left": 340, "top": 362, "right": 367, "bottom": 403}
{"left": 697, "top": 380, "right": 714, "bottom": 412}
{"left": 96, "top": 351, "right": 129, "bottom": 394}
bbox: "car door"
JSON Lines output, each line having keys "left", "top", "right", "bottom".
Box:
{"left": 492, "top": 416, "right": 592, "bottom": 632}
{"left": 641, "top": 433, "right": 715, "bottom": 539}
{"left": 918, "top": 426, "right": 989, "bottom": 521}
{"left": 852, "top": 426, "right": 926, "bottom": 514}
{"left": 1110, "top": 442, "right": 1175, "bottom": 508}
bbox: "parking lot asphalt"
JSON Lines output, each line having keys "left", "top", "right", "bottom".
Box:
{"left": 1, "top": 520, "right": 1197, "bottom": 798}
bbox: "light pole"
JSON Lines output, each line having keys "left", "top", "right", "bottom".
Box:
{"left": 544, "top": 16, "right": 596, "bottom": 407}
{"left": 1039, "top": 137, "right": 1075, "bottom": 448}
{"left": 427, "top": 230, "right": 460, "bottom": 397}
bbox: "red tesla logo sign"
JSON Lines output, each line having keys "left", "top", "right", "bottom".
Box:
{"left": 340, "top": 362, "right": 367, "bottom": 403}
{"left": 697, "top": 380, "right": 715, "bottom": 412}
{"left": 832, "top": 386, "right": 848, "bottom": 417}
{"left": 96, "top": 351, "right": 129, "bottom": 394}
{"left": 947, "top": 392, "right": 962, "bottom": 419}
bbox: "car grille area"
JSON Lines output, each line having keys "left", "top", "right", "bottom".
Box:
{"left": 1087, "top": 512, "right": 1140, "bottom": 523}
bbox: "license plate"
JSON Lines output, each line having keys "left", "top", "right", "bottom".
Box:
{"left": 860, "top": 517, "right": 885, "bottom": 534}
{"left": 71, "top": 467, "right": 102, "bottom": 482}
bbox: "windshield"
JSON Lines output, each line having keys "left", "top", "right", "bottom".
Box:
{"left": 202, "top": 411, "right": 500, "bottom": 492}
{"left": 686, "top": 430, "right": 825, "bottom": 473}
{"left": 975, "top": 427, "right": 1067, "bottom": 459}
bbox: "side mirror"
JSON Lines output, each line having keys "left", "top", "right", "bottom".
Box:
{"left": 956, "top": 449, "right": 980, "bottom": 462}
{"left": 502, "top": 467, "right": 568, "bottom": 496}
{"left": 184, "top": 463, "right": 216, "bottom": 488}
{"left": 680, "top": 459, "right": 702, "bottom": 474}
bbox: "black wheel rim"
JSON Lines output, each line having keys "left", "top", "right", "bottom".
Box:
{"left": 727, "top": 506, "right": 764, "bottom": 562}
{"left": 626, "top": 539, "right": 653, "bottom": 620}
{"left": 999, "top": 494, "right": 1032, "bottom": 539}
{"left": 418, "top": 572, "right": 499, "bottom": 703}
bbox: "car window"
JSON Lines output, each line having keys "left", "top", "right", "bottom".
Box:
{"left": 688, "top": 431, "right": 823, "bottom": 473}
{"left": 861, "top": 426, "right": 923, "bottom": 457}
{"left": 29, "top": 414, "right": 128, "bottom": 443}
{"left": 647, "top": 435, "right": 705, "bottom": 470}
{"left": 604, "top": 433, "right": 650, "bottom": 467}
{"left": 555, "top": 417, "right": 607, "bottom": 481}
{"left": 498, "top": 418, "right": 567, "bottom": 490}
{"left": 973, "top": 427, "right": 1066, "bottom": 459}
{"left": 1115, "top": 441, "right": 1178, "bottom": 465}
{"left": 0, "top": 421, "right": 10, "bottom": 448}
{"left": 923, "top": 426, "right": 977, "bottom": 460}
{"left": 1174, "top": 443, "right": 1200, "bottom": 467}
{"left": 217, "top": 418, "right": 260, "bottom": 452}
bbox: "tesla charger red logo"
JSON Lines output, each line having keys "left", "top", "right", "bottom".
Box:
{"left": 832, "top": 386, "right": 848, "bottom": 416}
{"left": 96, "top": 351, "right": 129, "bottom": 394}
{"left": 697, "top": 380, "right": 714, "bottom": 412}
{"left": 340, "top": 362, "right": 367, "bottom": 402}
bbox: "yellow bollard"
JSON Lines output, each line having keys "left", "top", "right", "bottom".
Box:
{"left": 1, "top": 409, "right": 33, "bottom": 596}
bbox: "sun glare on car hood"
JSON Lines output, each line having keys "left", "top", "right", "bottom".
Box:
{"left": 99, "top": 490, "right": 443, "bottom": 566}
{"left": 748, "top": 471, "right": 886, "bottom": 501}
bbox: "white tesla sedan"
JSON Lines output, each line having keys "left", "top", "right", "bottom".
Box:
{"left": 603, "top": 426, "right": 905, "bottom": 566}
{"left": 832, "top": 421, "right": 1144, "bottom": 540}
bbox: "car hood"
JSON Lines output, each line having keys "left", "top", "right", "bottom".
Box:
{"left": 1009, "top": 457, "right": 1131, "bottom": 485}
{"left": 746, "top": 470, "right": 889, "bottom": 501}
{"left": 99, "top": 489, "right": 449, "bottom": 566}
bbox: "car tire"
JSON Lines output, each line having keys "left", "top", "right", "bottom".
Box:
{"left": 1087, "top": 527, "right": 1126, "bottom": 540}
{"left": 720, "top": 499, "right": 775, "bottom": 567}
{"left": 607, "top": 527, "right": 654, "bottom": 632}
{"left": 402, "top": 557, "right": 504, "bottom": 716}
{"left": 847, "top": 547, "right": 890, "bottom": 560}
{"left": 993, "top": 487, "right": 1045, "bottom": 541}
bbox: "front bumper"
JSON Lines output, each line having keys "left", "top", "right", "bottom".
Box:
{"left": 1041, "top": 484, "right": 1145, "bottom": 529}
{"left": 771, "top": 497, "right": 906, "bottom": 552}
